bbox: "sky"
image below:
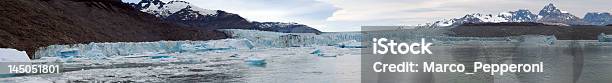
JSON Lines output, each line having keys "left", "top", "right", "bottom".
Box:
{"left": 123, "top": 0, "right": 612, "bottom": 32}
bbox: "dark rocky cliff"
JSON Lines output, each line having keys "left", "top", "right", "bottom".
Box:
{"left": 0, "top": 0, "right": 228, "bottom": 58}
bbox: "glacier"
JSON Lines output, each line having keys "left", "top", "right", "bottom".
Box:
{"left": 7, "top": 28, "right": 612, "bottom": 82}
{"left": 33, "top": 29, "right": 363, "bottom": 60}
{"left": 34, "top": 39, "right": 256, "bottom": 59}
{"left": 221, "top": 29, "right": 363, "bottom": 47}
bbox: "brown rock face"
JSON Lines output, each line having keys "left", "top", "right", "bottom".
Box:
{"left": 0, "top": 0, "right": 228, "bottom": 58}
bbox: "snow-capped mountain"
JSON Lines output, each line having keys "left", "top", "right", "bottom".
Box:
{"left": 133, "top": 0, "right": 254, "bottom": 29}
{"left": 428, "top": 9, "right": 539, "bottom": 27}
{"left": 132, "top": 0, "right": 321, "bottom": 33}
{"left": 584, "top": 12, "right": 612, "bottom": 25}
{"left": 135, "top": 0, "right": 217, "bottom": 18}
{"left": 536, "top": 4, "right": 589, "bottom": 25}
{"left": 426, "top": 3, "right": 598, "bottom": 27}
{"left": 253, "top": 22, "right": 322, "bottom": 33}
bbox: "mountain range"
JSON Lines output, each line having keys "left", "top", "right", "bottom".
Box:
{"left": 425, "top": 3, "right": 612, "bottom": 27}
{"left": 131, "top": 0, "right": 321, "bottom": 33}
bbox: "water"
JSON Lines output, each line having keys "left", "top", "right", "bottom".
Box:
{"left": 362, "top": 40, "right": 612, "bottom": 83}
{"left": 237, "top": 51, "right": 361, "bottom": 82}
{"left": 3, "top": 41, "right": 612, "bottom": 83}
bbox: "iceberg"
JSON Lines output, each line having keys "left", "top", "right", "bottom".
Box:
{"left": 310, "top": 49, "right": 337, "bottom": 57}
{"left": 599, "top": 33, "right": 612, "bottom": 42}
{"left": 519, "top": 35, "right": 557, "bottom": 45}
{"left": 0, "top": 48, "right": 30, "bottom": 77}
{"left": 150, "top": 55, "right": 177, "bottom": 62}
{"left": 0, "top": 48, "right": 30, "bottom": 62}
{"left": 310, "top": 49, "right": 323, "bottom": 56}
{"left": 245, "top": 57, "right": 266, "bottom": 66}
{"left": 335, "top": 40, "right": 365, "bottom": 48}
{"left": 150, "top": 55, "right": 174, "bottom": 59}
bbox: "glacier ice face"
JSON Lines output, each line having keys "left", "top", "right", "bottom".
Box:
{"left": 58, "top": 48, "right": 78, "bottom": 58}
{"left": 34, "top": 29, "right": 363, "bottom": 63}
{"left": 34, "top": 39, "right": 255, "bottom": 59}
{"left": 221, "top": 29, "right": 363, "bottom": 48}
{"left": 0, "top": 48, "right": 30, "bottom": 62}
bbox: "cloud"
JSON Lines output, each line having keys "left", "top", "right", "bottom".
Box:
{"left": 169, "top": 0, "right": 339, "bottom": 32}
{"left": 318, "top": 0, "right": 612, "bottom": 31}
{"left": 124, "top": 0, "right": 612, "bottom": 32}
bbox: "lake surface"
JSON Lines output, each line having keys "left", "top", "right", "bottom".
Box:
{"left": 2, "top": 41, "right": 612, "bottom": 83}
{"left": 362, "top": 40, "right": 612, "bottom": 83}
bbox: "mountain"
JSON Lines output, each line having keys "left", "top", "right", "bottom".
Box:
{"left": 428, "top": 9, "right": 539, "bottom": 27}
{"left": 131, "top": 0, "right": 322, "bottom": 33}
{"left": 584, "top": 12, "right": 612, "bottom": 25}
{"left": 133, "top": 0, "right": 254, "bottom": 30}
{"left": 253, "top": 22, "right": 322, "bottom": 34}
{"left": 536, "top": 4, "right": 589, "bottom": 25}
{"left": 0, "top": 0, "right": 227, "bottom": 58}
{"left": 426, "top": 3, "right": 597, "bottom": 27}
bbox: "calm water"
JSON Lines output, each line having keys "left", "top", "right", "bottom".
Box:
{"left": 234, "top": 48, "right": 362, "bottom": 83}
{"left": 362, "top": 40, "right": 612, "bottom": 83}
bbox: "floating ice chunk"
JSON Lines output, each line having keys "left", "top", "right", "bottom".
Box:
{"left": 151, "top": 55, "right": 177, "bottom": 62}
{"left": 150, "top": 55, "right": 173, "bottom": 59}
{"left": 245, "top": 57, "right": 266, "bottom": 66}
{"left": 0, "top": 48, "right": 30, "bottom": 77}
{"left": 310, "top": 49, "right": 323, "bottom": 56}
{"left": 336, "top": 40, "right": 365, "bottom": 48}
{"left": 598, "top": 33, "right": 612, "bottom": 42}
{"left": 309, "top": 49, "right": 337, "bottom": 57}
{"left": 230, "top": 54, "right": 239, "bottom": 58}
{"left": 319, "top": 54, "right": 337, "bottom": 57}
{"left": 0, "top": 48, "right": 30, "bottom": 62}
{"left": 519, "top": 35, "right": 556, "bottom": 45}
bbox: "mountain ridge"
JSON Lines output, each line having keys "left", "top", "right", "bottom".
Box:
{"left": 425, "top": 3, "right": 611, "bottom": 27}
{"left": 131, "top": 0, "right": 322, "bottom": 33}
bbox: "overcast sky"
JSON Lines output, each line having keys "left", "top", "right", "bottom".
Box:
{"left": 124, "top": 0, "right": 612, "bottom": 32}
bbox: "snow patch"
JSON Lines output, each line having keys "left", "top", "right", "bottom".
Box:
{"left": 140, "top": 0, "right": 217, "bottom": 18}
